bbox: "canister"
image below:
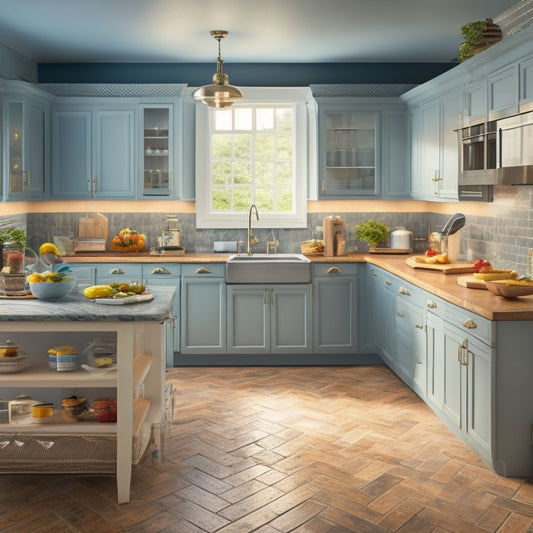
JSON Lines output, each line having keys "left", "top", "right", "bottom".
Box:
{"left": 390, "top": 228, "right": 413, "bottom": 250}
{"left": 48, "top": 345, "right": 79, "bottom": 371}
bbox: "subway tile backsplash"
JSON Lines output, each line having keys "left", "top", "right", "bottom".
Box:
{"left": 7, "top": 187, "right": 533, "bottom": 276}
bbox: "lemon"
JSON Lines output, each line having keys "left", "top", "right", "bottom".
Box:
{"left": 39, "top": 242, "right": 60, "bottom": 255}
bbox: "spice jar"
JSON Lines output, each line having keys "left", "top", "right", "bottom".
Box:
{"left": 2, "top": 242, "right": 24, "bottom": 274}
{"left": 93, "top": 397, "right": 117, "bottom": 423}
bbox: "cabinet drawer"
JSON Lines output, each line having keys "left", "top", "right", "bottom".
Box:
{"left": 395, "top": 280, "right": 425, "bottom": 308}
{"left": 142, "top": 263, "right": 181, "bottom": 278}
{"left": 444, "top": 304, "right": 493, "bottom": 346}
{"left": 182, "top": 264, "right": 225, "bottom": 277}
{"left": 425, "top": 295, "right": 446, "bottom": 318}
{"left": 96, "top": 264, "right": 143, "bottom": 282}
{"left": 314, "top": 263, "right": 358, "bottom": 277}
{"left": 396, "top": 298, "right": 424, "bottom": 336}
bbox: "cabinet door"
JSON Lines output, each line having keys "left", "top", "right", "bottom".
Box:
{"left": 488, "top": 65, "right": 519, "bottom": 119}
{"left": 181, "top": 275, "right": 226, "bottom": 354}
{"left": 52, "top": 111, "right": 92, "bottom": 197}
{"left": 418, "top": 99, "right": 440, "bottom": 198}
{"left": 93, "top": 110, "right": 135, "bottom": 197}
{"left": 320, "top": 108, "right": 379, "bottom": 197}
{"left": 370, "top": 268, "right": 396, "bottom": 366}
{"left": 438, "top": 90, "right": 461, "bottom": 199}
{"left": 313, "top": 269, "right": 357, "bottom": 353}
{"left": 271, "top": 285, "right": 312, "bottom": 353}
{"left": 426, "top": 311, "right": 445, "bottom": 410}
{"left": 442, "top": 323, "right": 464, "bottom": 430}
{"left": 520, "top": 57, "right": 533, "bottom": 111}
{"left": 227, "top": 286, "right": 270, "bottom": 353}
{"left": 141, "top": 105, "right": 174, "bottom": 197}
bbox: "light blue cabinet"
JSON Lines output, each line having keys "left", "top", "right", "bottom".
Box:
{"left": 487, "top": 65, "right": 519, "bottom": 119}
{"left": 52, "top": 106, "right": 135, "bottom": 198}
{"left": 95, "top": 263, "right": 143, "bottom": 284}
{"left": 227, "top": 284, "right": 312, "bottom": 354}
{"left": 313, "top": 263, "right": 357, "bottom": 353}
{"left": 2, "top": 83, "right": 51, "bottom": 200}
{"left": 142, "top": 263, "right": 181, "bottom": 367}
{"left": 180, "top": 265, "right": 226, "bottom": 354}
{"left": 317, "top": 99, "right": 408, "bottom": 199}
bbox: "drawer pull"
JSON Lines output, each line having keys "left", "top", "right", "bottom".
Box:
{"left": 463, "top": 318, "right": 477, "bottom": 330}
{"left": 396, "top": 311, "right": 404, "bottom": 317}
{"left": 372, "top": 270, "right": 378, "bottom": 277}
{"left": 385, "top": 280, "right": 392, "bottom": 286}
{"left": 196, "top": 267, "right": 212, "bottom": 275}
{"left": 427, "top": 301, "right": 437, "bottom": 309}
{"left": 399, "top": 287, "right": 410, "bottom": 295}
{"left": 151, "top": 267, "right": 171, "bottom": 275}
{"left": 327, "top": 266, "right": 343, "bottom": 275}
{"left": 109, "top": 267, "right": 125, "bottom": 275}
{"left": 458, "top": 339, "right": 469, "bottom": 366}
{"left": 415, "top": 323, "right": 424, "bottom": 329}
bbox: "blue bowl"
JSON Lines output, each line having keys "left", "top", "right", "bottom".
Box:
{"left": 29, "top": 276, "right": 76, "bottom": 300}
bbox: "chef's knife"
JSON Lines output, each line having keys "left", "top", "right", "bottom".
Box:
{"left": 441, "top": 213, "right": 465, "bottom": 236}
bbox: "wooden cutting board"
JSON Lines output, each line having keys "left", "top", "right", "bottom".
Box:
{"left": 457, "top": 275, "right": 487, "bottom": 289}
{"left": 78, "top": 213, "right": 108, "bottom": 239}
{"left": 406, "top": 256, "right": 475, "bottom": 274}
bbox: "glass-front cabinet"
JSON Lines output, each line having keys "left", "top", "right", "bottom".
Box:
{"left": 141, "top": 105, "right": 173, "bottom": 197}
{"left": 320, "top": 109, "right": 378, "bottom": 197}
{"left": 2, "top": 88, "right": 50, "bottom": 200}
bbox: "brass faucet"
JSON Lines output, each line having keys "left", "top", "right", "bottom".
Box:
{"left": 247, "top": 202, "right": 259, "bottom": 255}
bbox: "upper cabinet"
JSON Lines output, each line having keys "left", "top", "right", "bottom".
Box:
{"left": 487, "top": 65, "right": 519, "bottom": 119}
{"left": 317, "top": 99, "right": 408, "bottom": 199}
{"left": 408, "top": 89, "right": 462, "bottom": 201}
{"left": 52, "top": 104, "right": 136, "bottom": 199}
{"left": 1, "top": 82, "right": 52, "bottom": 200}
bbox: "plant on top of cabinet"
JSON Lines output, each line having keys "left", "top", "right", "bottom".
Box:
{"left": 458, "top": 19, "right": 502, "bottom": 62}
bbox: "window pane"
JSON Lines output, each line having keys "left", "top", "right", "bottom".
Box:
{"left": 234, "top": 134, "right": 251, "bottom": 158}
{"left": 255, "top": 134, "right": 275, "bottom": 159}
{"left": 212, "top": 161, "right": 231, "bottom": 184}
{"left": 257, "top": 108, "right": 274, "bottom": 130}
{"left": 214, "top": 109, "right": 233, "bottom": 130}
{"left": 276, "top": 108, "right": 293, "bottom": 131}
{"left": 276, "top": 134, "right": 293, "bottom": 158}
{"left": 212, "top": 133, "right": 232, "bottom": 158}
{"left": 234, "top": 188, "right": 252, "bottom": 210}
{"left": 255, "top": 161, "right": 274, "bottom": 186}
{"left": 276, "top": 161, "right": 293, "bottom": 187}
{"left": 233, "top": 161, "right": 251, "bottom": 184}
{"left": 212, "top": 187, "right": 231, "bottom": 210}
{"left": 276, "top": 189, "right": 293, "bottom": 211}
{"left": 255, "top": 188, "right": 274, "bottom": 210}
{"left": 234, "top": 108, "right": 252, "bottom": 130}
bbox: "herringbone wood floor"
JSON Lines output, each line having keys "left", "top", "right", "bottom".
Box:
{"left": 1, "top": 366, "right": 533, "bottom": 532}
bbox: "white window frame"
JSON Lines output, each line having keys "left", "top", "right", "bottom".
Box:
{"left": 195, "top": 87, "right": 315, "bottom": 229}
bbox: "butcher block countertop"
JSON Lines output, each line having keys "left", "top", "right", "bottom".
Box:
{"left": 64, "top": 252, "right": 533, "bottom": 321}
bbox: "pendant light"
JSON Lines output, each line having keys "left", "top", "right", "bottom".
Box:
{"left": 193, "top": 30, "right": 244, "bottom": 108}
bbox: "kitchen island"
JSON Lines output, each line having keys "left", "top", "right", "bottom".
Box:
{"left": 0, "top": 286, "right": 175, "bottom": 504}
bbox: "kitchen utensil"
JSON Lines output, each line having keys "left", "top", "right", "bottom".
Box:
{"left": 390, "top": 227, "right": 413, "bottom": 250}
{"left": 441, "top": 213, "right": 465, "bottom": 236}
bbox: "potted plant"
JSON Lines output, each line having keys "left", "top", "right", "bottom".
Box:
{"left": 0, "top": 227, "right": 27, "bottom": 270}
{"left": 459, "top": 18, "right": 502, "bottom": 62}
{"left": 355, "top": 220, "right": 390, "bottom": 250}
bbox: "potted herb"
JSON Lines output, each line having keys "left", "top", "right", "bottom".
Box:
{"left": 355, "top": 220, "right": 390, "bottom": 250}
{"left": 0, "top": 227, "right": 27, "bottom": 270}
{"left": 459, "top": 18, "right": 502, "bottom": 62}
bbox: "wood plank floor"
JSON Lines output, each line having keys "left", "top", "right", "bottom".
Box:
{"left": 1, "top": 365, "right": 533, "bottom": 532}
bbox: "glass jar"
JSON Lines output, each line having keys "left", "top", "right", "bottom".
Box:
{"left": 2, "top": 242, "right": 24, "bottom": 274}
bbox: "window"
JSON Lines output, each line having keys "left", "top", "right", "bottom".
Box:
{"left": 196, "top": 87, "right": 314, "bottom": 228}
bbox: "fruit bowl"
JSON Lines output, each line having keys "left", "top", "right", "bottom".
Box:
{"left": 484, "top": 280, "right": 533, "bottom": 298}
{"left": 29, "top": 276, "right": 76, "bottom": 300}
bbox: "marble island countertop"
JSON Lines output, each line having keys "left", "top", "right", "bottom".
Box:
{"left": 61, "top": 252, "right": 533, "bottom": 321}
{"left": 0, "top": 286, "right": 175, "bottom": 322}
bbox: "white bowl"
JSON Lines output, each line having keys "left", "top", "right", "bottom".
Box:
{"left": 29, "top": 276, "right": 76, "bottom": 300}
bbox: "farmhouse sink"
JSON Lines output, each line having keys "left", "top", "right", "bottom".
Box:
{"left": 226, "top": 253, "right": 312, "bottom": 284}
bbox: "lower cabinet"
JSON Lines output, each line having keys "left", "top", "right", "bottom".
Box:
{"left": 313, "top": 264, "right": 358, "bottom": 353}
{"left": 227, "top": 284, "right": 312, "bottom": 354}
{"left": 180, "top": 264, "right": 226, "bottom": 354}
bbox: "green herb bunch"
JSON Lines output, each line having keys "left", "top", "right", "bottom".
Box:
{"left": 355, "top": 220, "right": 390, "bottom": 249}
{"left": 0, "top": 227, "right": 26, "bottom": 246}
{"left": 459, "top": 19, "right": 491, "bottom": 62}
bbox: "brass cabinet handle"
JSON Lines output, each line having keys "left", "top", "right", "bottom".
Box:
{"left": 399, "top": 287, "right": 410, "bottom": 295}
{"left": 427, "top": 301, "right": 437, "bottom": 309}
{"left": 109, "top": 267, "right": 125, "bottom": 275}
{"left": 463, "top": 318, "right": 477, "bottom": 329}
{"left": 458, "top": 339, "right": 469, "bottom": 366}
{"left": 327, "top": 266, "right": 342, "bottom": 275}
{"left": 385, "top": 280, "right": 392, "bottom": 286}
{"left": 151, "top": 267, "right": 171, "bottom": 275}
{"left": 396, "top": 311, "right": 404, "bottom": 317}
{"left": 196, "top": 267, "right": 212, "bottom": 274}
{"left": 415, "top": 323, "right": 424, "bottom": 329}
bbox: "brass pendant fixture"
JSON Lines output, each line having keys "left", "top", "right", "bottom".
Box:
{"left": 193, "top": 30, "right": 244, "bottom": 109}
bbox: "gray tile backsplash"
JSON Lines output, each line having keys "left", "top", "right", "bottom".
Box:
{"left": 5, "top": 186, "right": 533, "bottom": 276}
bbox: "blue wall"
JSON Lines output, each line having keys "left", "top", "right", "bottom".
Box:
{"left": 37, "top": 62, "right": 454, "bottom": 85}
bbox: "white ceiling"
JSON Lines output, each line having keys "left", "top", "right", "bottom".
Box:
{"left": 0, "top": 0, "right": 520, "bottom": 64}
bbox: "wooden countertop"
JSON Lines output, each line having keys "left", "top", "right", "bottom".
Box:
{"left": 63, "top": 252, "right": 533, "bottom": 321}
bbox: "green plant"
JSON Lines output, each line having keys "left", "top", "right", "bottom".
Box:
{"left": 0, "top": 227, "right": 26, "bottom": 246}
{"left": 355, "top": 220, "right": 390, "bottom": 249}
{"left": 458, "top": 18, "right": 491, "bottom": 62}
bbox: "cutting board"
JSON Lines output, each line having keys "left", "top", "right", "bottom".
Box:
{"left": 457, "top": 275, "right": 487, "bottom": 289}
{"left": 78, "top": 213, "right": 108, "bottom": 239}
{"left": 406, "top": 256, "right": 475, "bottom": 274}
